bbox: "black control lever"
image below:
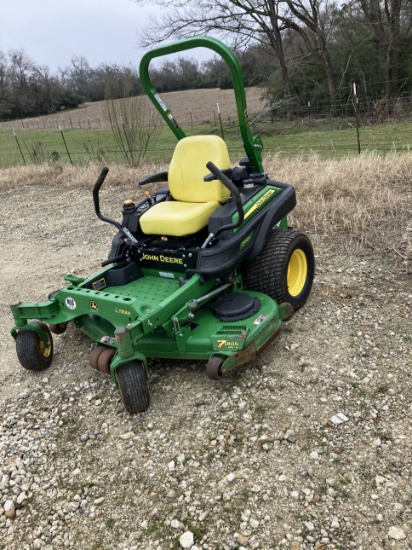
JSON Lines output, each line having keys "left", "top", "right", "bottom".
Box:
{"left": 93, "top": 167, "right": 123, "bottom": 232}
{"left": 201, "top": 162, "right": 245, "bottom": 247}
{"left": 203, "top": 168, "right": 233, "bottom": 182}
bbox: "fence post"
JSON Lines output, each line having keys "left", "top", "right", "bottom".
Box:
{"left": 59, "top": 125, "right": 73, "bottom": 165}
{"left": 216, "top": 103, "right": 225, "bottom": 140}
{"left": 13, "top": 131, "right": 27, "bottom": 164}
{"left": 352, "top": 82, "right": 361, "bottom": 155}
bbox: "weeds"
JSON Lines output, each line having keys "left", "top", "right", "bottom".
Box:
{"left": 254, "top": 404, "right": 268, "bottom": 418}
{"left": 268, "top": 152, "right": 411, "bottom": 261}
{"left": 105, "top": 518, "right": 116, "bottom": 529}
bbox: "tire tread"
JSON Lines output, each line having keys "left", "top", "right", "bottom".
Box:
{"left": 116, "top": 361, "right": 150, "bottom": 414}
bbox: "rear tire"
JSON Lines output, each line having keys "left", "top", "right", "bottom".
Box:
{"left": 16, "top": 323, "right": 54, "bottom": 371}
{"left": 244, "top": 228, "right": 314, "bottom": 311}
{"left": 116, "top": 361, "right": 150, "bottom": 414}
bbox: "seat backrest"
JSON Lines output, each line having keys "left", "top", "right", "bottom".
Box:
{"left": 168, "top": 135, "right": 232, "bottom": 203}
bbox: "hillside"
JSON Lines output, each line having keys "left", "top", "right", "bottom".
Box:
{"left": 1, "top": 87, "right": 267, "bottom": 130}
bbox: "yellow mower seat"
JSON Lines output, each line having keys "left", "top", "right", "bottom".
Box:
{"left": 140, "top": 135, "right": 231, "bottom": 237}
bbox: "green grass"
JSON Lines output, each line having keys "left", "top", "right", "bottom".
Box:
{"left": 0, "top": 127, "right": 118, "bottom": 167}
{"left": 1, "top": 118, "right": 412, "bottom": 167}
{"left": 0, "top": 125, "right": 191, "bottom": 167}
{"left": 261, "top": 121, "right": 412, "bottom": 158}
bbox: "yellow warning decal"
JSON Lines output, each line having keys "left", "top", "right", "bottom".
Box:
{"left": 244, "top": 189, "right": 276, "bottom": 220}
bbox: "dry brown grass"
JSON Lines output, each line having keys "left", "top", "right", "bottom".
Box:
{"left": 266, "top": 153, "right": 411, "bottom": 264}
{"left": 0, "top": 161, "right": 165, "bottom": 190}
{"left": 1, "top": 153, "right": 410, "bottom": 266}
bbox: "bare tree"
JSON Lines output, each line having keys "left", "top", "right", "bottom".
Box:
{"left": 8, "top": 49, "right": 34, "bottom": 96}
{"left": 70, "top": 55, "right": 91, "bottom": 99}
{"left": 7, "top": 49, "right": 35, "bottom": 116}
{"left": 134, "top": 0, "right": 343, "bottom": 113}
{"left": 277, "top": 0, "right": 339, "bottom": 113}
{"left": 351, "top": 0, "right": 408, "bottom": 103}
{"left": 105, "top": 73, "right": 161, "bottom": 166}
{"left": 134, "top": 0, "right": 294, "bottom": 117}
{"left": 0, "top": 51, "right": 11, "bottom": 118}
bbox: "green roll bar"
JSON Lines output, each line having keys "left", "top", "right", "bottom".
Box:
{"left": 139, "top": 36, "right": 264, "bottom": 173}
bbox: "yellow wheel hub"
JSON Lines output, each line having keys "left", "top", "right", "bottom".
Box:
{"left": 287, "top": 249, "right": 308, "bottom": 297}
{"left": 39, "top": 340, "right": 52, "bottom": 358}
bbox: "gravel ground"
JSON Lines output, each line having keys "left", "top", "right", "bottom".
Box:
{"left": 0, "top": 181, "right": 411, "bottom": 550}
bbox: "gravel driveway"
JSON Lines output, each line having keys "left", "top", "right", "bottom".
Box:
{"left": 0, "top": 180, "right": 411, "bottom": 550}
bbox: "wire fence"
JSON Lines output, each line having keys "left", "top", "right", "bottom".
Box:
{"left": 1, "top": 90, "right": 412, "bottom": 167}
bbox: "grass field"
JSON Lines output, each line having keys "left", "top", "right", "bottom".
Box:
{"left": 1, "top": 87, "right": 412, "bottom": 167}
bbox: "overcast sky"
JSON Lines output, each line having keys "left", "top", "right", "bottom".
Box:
{"left": 0, "top": 0, "right": 183, "bottom": 71}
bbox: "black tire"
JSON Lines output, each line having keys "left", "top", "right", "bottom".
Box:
{"left": 115, "top": 361, "right": 150, "bottom": 414}
{"left": 16, "top": 322, "right": 54, "bottom": 371}
{"left": 244, "top": 228, "right": 314, "bottom": 311}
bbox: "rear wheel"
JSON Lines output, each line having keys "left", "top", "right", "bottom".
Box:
{"left": 116, "top": 361, "right": 150, "bottom": 414}
{"left": 16, "top": 322, "right": 54, "bottom": 371}
{"left": 244, "top": 228, "right": 314, "bottom": 311}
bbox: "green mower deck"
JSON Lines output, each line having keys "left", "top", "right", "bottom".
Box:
{"left": 11, "top": 266, "right": 291, "bottom": 380}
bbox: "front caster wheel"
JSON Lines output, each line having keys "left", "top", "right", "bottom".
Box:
{"left": 116, "top": 361, "right": 150, "bottom": 414}
{"left": 16, "top": 323, "right": 54, "bottom": 371}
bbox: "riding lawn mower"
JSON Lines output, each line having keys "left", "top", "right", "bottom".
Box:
{"left": 10, "top": 36, "right": 314, "bottom": 414}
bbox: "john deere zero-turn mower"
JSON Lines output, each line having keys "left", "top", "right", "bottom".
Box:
{"left": 10, "top": 37, "right": 314, "bottom": 414}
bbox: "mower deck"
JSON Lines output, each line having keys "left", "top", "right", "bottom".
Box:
{"left": 11, "top": 262, "right": 286, "bottom": 380}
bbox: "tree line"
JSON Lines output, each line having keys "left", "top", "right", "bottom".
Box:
{"left": 0, "top": 48, "right": 269, "bottom": 121}
{"left": 2, "top": 0, "right": 412, "bottom": 121}
{"left": 0, "top": 40, "right": 351, "bottom": 122}
{"left": 0, "top": 51, "right": 140, "bottom": 120}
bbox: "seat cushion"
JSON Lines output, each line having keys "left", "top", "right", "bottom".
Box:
{"left": 140, "top": 200, "right": 221, "bottom": 236}
{"left": 168, "top": 136, "right": 231, "bottom": 203}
